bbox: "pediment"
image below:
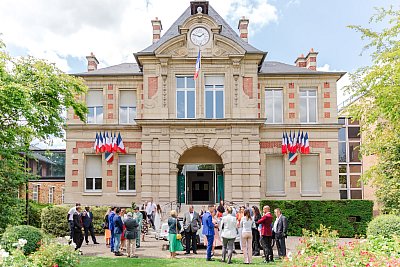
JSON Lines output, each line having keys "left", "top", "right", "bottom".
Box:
{"left": 155, "top": 35, "right": 188, "bottom": 57}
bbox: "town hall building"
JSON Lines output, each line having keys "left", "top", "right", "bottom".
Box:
{"left": 64, "top": 1, "right": 345, "bottom": 207}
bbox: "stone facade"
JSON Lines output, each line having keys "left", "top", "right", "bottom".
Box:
{"left": 65, "top": 1, "right": 344, "bottom": 207}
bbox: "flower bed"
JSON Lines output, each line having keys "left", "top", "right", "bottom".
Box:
{"left": 283, "top": 225, "right": 400, "bottom": 267}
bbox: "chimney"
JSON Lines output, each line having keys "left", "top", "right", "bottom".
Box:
{"left": 238, "top": 16, "right": 249, "bottom": 42}
{"left": 305, "top": 48, "right": 318, "bottom": 70}
{"left": 86, "top": 52, "right": 99, "bottom": 72}
{"left": 151, "top": 17, "right": 163, "bottom": 43}
{"left": 295, "top": 54, "right": 306, "bottom": 68}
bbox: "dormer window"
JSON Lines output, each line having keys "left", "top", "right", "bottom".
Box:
{"left": 190, "top": 1, "right": 208, "bottom": 15}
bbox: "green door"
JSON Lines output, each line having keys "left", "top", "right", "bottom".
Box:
{"left": 217, "top": 174, "right": 224, "bottom": 202}
{"left": 177, "top": 174, "right": 185, "bottom": 204}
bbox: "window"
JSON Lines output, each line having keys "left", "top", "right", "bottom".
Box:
{"left": 301, "top": 155, "right": 320, "bottom": 194}
{"left": 299, "top": 89, "right": 317, "bottom": 123}
{"left": 338, "top": 117, "right": 363, "bottom": 199}
{"left": 48, "top": 186, "right": 55, "bottom": 204}
{"left": 266, "top": 155, "right": 285, "bottom": 194}
{"left": 33, "top": 184, "right": 40, "bottom": 202}
{"left": 265, "top": 89, "right": 283, "bottom": 123}
{"left": 118, "top": 155, "right": 136, "bottom": 191}
{"left": 176, "top": 76, "right": 195, "bottom": 119}
{"left": 87, "top": 90, "right": 103, "bottom": 124}
{"left": 205, "top": 76, "right": 224, "bottom": 119}
{"left": 119, "top": 90, "right": 136, "bottom": 124}
{"left": 85, "top": 155, "right": 102, "bottom": 192}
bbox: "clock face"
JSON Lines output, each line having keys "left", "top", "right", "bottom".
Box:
{"left": 190, "top": 27, "right": 210, "bottom": 46}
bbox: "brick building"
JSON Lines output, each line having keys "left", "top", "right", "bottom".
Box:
{"left": 65, "top": 1, "right": 345, "bottom": 207}
{"left": 26, "top": 149, "right": 66, "bottom": 205}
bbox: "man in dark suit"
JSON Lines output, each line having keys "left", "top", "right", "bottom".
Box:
{"left": 183, "top": 205, "right": 201, "bottom": 255}
{"left": 82, "top": 206, "right": 99, "bottom": 245}
{"left": 273, "top": 208, "right": 288, "bottom": 257}
{"left": 72, "top": 206, "right": 84, "bottom": 253}
{"left": 202, "top": 205, "right": 216, "bottom": 261}
{"left": 257, "top": 205, "right": 274, "bottom": 263}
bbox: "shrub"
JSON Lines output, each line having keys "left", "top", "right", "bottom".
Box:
{"left": 1, "top": 225, "right": 43, "bottom": 255}
{"left": 28, "top": 201, "right": 51, "bottom": 229}
{"left": 41, "top": 206, "right": 70, "bottom": 237}
{"left": 367, "top": 214, "right": 400, "bottom": 238}
{"left": 30, "top": 241, "right": 79, "bottom": 267}
{"left": 259, "top": 200, "right": 373, "bottom": 237}
{"left": 41, "top": 205, "right": 110, "bottom": 237}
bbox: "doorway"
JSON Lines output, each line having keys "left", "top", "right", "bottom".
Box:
{"left": 187, "top": 171, "right": 214, "bottom": 204}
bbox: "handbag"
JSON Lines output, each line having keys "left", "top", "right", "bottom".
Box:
{"left": 175, "top": 218, "right": 182, "bottom": 240}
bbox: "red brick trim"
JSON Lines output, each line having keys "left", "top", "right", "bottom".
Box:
{"left": 72, "top": 159, "right": 78, "bottom": 165}
{"left": 323, "top": 102, "right": 330, "bottom": 108}
{"left": 290, "top": 170, "right": 296, "bottom": 176}
{"left": 326, "top": 170, "right": 332, "bottom": 176}
{"left": 324, "top": 92, "right": 330, "bottom": 98}
{"left": 289, "top": 113, "right": 295, "bottom": 119}
{"left": 288, "top": 82, "right": 294, "bottom": 89}
{"left": 108, "top": 84, "right": 113, "bottom": 90}
{"left": 290, "top": 181, "right": 296, "bottom": 188}
{"left": 325, "top": 147, "right": 332, "bottom": 154}
{"left": 289, "top": 103, "right": 295, "bottom": 109}
{"left": 289, "top": 93, "right": 295, "bottom": 99}
{"left": 148, "top": 77, "right": 158, "bottom": 98}
{"left": 309, "top": 141, "right": 328, "bottom": 148}
{"left": 125, "top": 142, "right": 142, "bottom": 149}
{"left": 260, "top": 141, "right": 280, "bottom": 149}
{"left": 326, "top": 181, "right": 333, "bottom": 187}
{"left": 72, "top": 181, "right": 78, "bottom": 187}
{"left": 107, "top": 181, "right": 113, "bottom": 187}
{"left": 72, "top": 170, "right": 78, "bottom": 176}
{"left": 323, "top": 82, "right": 330, "bottom": 88}
{"left": 107, "top": 94, "right": 113, "bottom": 100}
{"left": 325, "top": 159, "right": 332, "bottom": 165}
{"left": 107, "top": 170, "right": 112, "bottom": 176}
{"left": 243, "top": 77, "right": 253, "bottom": 99}
{"left": 108, "top": 104, "right": 113, "bottom": 110}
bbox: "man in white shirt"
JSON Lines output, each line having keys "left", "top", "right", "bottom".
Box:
{"left": 67, "top": 203, "right": 80, "bottom": 242}
{"left": 145, "top": 198, "right": 156, "bottom": 229}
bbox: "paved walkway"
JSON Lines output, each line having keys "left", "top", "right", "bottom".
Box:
{"left": 79, "top": 231, "right": 355, "bottom": 259}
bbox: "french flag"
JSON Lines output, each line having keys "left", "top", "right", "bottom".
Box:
{"left": 99, "top": 133, "right": 105, "bottom": 153}
{"left": 93, "top": 132, "right": 99, "bottom": 153}
{"left": 194, "top": 50, "right": 201, "bottom": 79}
{"left": 281, "top": 133, "right": 287, "bottom": 154}
{"left": 117, "top": 132, "right": 126, "bottom": 154}
{"left": 105, "top": 150, "right": 114, "bottom": 163}
{"left": 304, "top": 132, "right": 310, "bottom": 154}
{"left": 300, "top": 131, "right": 305, "bottom": 153}
{"left": 112, "top": 132, "right": 118, "bottom": 152}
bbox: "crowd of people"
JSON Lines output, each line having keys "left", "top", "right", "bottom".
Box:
{"left": 168, "top": 201, "right": 288, "bottom": 264}
{"left": 67, "top": 199, "right": 288, "bottom": 263}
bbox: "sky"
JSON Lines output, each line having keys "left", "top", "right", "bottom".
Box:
{"left": 0, "top": 0, "right": 397, "bottom": 148}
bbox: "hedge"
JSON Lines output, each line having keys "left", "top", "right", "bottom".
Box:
{"left": 41, "top": 206, "right": 110, "bottom": 237}
{"left": 28, "top": 201, "right": 52, "bottom": 228}
{"left": 259, "top": 200, "right": 373, "bottom": 237}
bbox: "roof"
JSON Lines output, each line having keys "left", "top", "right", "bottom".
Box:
{"left": 74, "top": 63, "right": 141, "bottom": 77}
{"left": 137, "top": 5, "right": 263, "bottom": 54}
{"left": 260, "top": 61, "right": 346, "bottom": 77}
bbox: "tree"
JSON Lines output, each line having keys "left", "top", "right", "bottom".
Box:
{"left": 346, "top": 7, "right": 400, "bottom": 214}
{"left": 0, "top": 39, "right": 88, "bottom": 232}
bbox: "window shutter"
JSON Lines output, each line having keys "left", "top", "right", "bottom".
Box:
{"left": 87, "top": 90, "right": 103, "bottom": 106}
{"left": 266, "top": 155, "right": 285, "bottom": 194}
{"left": 86, "top": 155, "right": 102, "bottom": 177}
{"left": 119, "top": 155, "right": 136, "bottom": 164}
{"left": 301, "top": 155, "right": 320, "bottom": 194}
{"left": 120, "top": 90, "right": 136, "bottom": 107}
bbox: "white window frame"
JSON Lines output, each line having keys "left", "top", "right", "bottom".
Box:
{"left": 301, "top": 154, "right": 321, "bottom": 196}
{"left": 339, "top": 117, "right": 363, "bottom": 199}
{"left": 119, "top": 90, "right": 137, "bottom": 124}
{"left": 87, "top": 89, "right": 103, "bottom": 124}
{"left": 265, "top": 88, "right": 283, "bottom": 124}
{"left": 32, "top": 184, "right": 40, "bottom": 202}
{"left": 204, "top": 76, "right": 225, "bottom": 119}
{"left": 176, "top": 76, "right": 196, "bottom": 119}
{"left": 118, "top": 161, "right": 136, "bottom": 192}
{"left": 266, "top": 155, "right": 285, "bottom": 196}
{"left": 85, "top": 155, "right": 102, "bottom": 192}
{"left": 48, "top": 186, "right": 55, "bottom": 204}
{"left": 299, "top": 88, "right": 317, "bottom": 123}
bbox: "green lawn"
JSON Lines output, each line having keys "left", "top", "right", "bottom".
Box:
{"left": 79, "top": 256, "right": 283, "bottom": 266}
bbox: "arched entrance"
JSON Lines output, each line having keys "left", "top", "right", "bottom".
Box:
{"left": 177, "top": 147, "right": 224, "bottom": 205}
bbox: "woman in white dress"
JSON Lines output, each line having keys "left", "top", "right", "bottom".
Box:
{"left": 154, "top": 204, "right": 162, "bottom": 232}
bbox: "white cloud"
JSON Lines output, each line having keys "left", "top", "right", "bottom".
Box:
{"left": 0, "top": 0, "right": 278, "bottom": 72}
{"left": 286, "top": 0, "right": 300, "bottom": 8}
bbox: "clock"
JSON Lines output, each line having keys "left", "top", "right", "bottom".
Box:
{"left": 190, "top": 27, "right": 210, "bottom": 46}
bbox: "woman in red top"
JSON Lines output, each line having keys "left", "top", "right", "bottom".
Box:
{"left": 257, "top": 205, "right": 274, "bottom": 263}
